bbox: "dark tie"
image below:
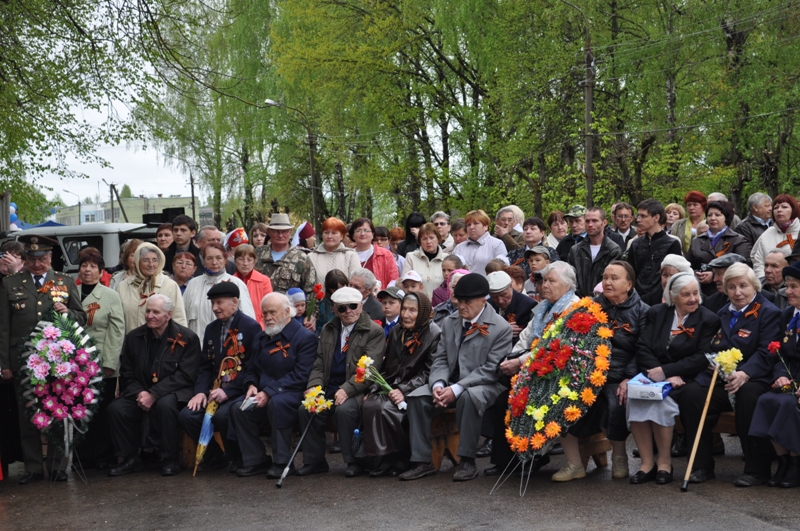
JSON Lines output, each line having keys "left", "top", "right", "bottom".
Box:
{"left": 220, "top": 323, "right": 228, "bottom": 356}
{"left": 729, "top": 309, "right": 743, "bottom": 330}
{"left": 788, "top": 313, "right": 800, "bottom": 341}
{"left": 384, "top": 320, "right": 397, "bottom": 338}
{"left": 460, "top": 321, "right": 471, "bottom": 345}
{"left": 34, "top": 275, "right": 43, "bottom": 289}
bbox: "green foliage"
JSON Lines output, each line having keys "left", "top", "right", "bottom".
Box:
{"left": 119, "top": 185, "right": 134, "bottom": 199}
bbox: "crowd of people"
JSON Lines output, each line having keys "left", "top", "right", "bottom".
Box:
{"left": 1, "top": 189, "right": 800, "bottom": 490}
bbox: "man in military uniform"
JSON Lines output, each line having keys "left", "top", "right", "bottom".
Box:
{"left": 0, "top": 235, "right": 87, "bottom": 484}
{"left": 255, "top": 213, "right": 316, "bottom": 295}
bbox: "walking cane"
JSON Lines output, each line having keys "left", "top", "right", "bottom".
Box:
{"left": 681, "top": 368, "right": 718, "bottom": 492}
{"left": 276, "top": 414, "right": 315, "bottom": 488}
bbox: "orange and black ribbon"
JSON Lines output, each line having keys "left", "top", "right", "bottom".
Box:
{"left": 341, "top": 336, "right": 351, "bottom": 353}
{"left": 511, "top": 256, "right": 526, "bottom": 266}
{"left": 167, "top": 333, "right": 186, "bottom": 353}
{"left": 37, "top": 280, "right": 54, "bottom": 293}
{"left": 505, "top": 313, "right": 516, "bottom": 324}
{"left": 85, "top": 302, "right": 101, "bottom": 326}
{"left": 464, "top": 323, "right": 490, "bottom": 338}
{"left": 223, "top": 329, "right": 245, "bottom": 357}
{"left": 612, "top": 320, "right": 633, "bottom": 333}
{"left": 404, "top": 333, "right": 422, "bottom": 354}
{"left": 745, "top": 302, "right": 761, "bottom": 319}
{"left": 671, "top": 324, "right": 695, "bottom": 338}
{"left": 714, "top": 242, "right": 731, "bottom": 257}
{"left": 269, "top": 341, "right": 291, "bottom": 358}
{"left": 139, "top": 292, "right": 154, "bottom": 306}
{"left": 778, "top": 234, "right": 796, "bottom": 248}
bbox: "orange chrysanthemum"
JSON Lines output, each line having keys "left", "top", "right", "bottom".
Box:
{"left": 594, "top": 356, "right": 610, "bottom": 372}
{"left": 564, "top": 405, "right": 582, "bottom": 422}
{"left": 577, "top": 298, "right": 593, "bottom": 308}
{"left": 581, "top": 388, "right": 596, "bottom": 406}
{"left": 512, "top": 436, "right": 529, "bottom": 452}
{"left": 530, "top": 433, "right": 547, "bottom": 450}
{"left": 589, "top": 370, "right": 607, "bottom": 387}
{"left": 590, "top": 307, "right": 608, "bottom": 324}
{"left": 504, "top": 409, "right": 512, "bottom": 426}
{"left": 597, "top": 327, "right": 613, "bottom": 339}
{"left": 505, "top": 427, "right": 514, "bottom": 443}
{"left": 595, "top": 344, "right": 611, "bottom": 358}
{"left": 544, "top": 421, "right": 562, "bottom": 439}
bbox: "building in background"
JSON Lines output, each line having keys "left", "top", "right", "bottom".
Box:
{"left": 55, "top": 195, "right": 195, "bottom": 226}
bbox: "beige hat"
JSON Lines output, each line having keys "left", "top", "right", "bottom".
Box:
{"left": 268, "top": 213, "right": 293, "bottom": 230}
{"left": 331, "top": 287, "right": 363, "bottom": 305}
{"left": 487, "top": 271, "right": 512, "bottom": 293}
{"left": 401, "top": 271, "right": 423, "bottom": 283}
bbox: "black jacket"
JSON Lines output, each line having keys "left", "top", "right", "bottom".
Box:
{"left": 635, "top": 304, "right": 720, "bottom": 382}
{"left": 626, "top": 230, "right": 682, "bottom": 306}
{"left": 163, "top": 240, "right": 202, "bottom": 276}
{"left": 773, "top": 307, "right": 800, "bottom": 381}
{"left": 605, "top": 226, "right": 627, "bottom": 249}
{"left": 362, "top": 294, "right": 384, "bottom": 321}
{"left": 687, "top": 228, "right": 752, "bottom": 296}
{"left": 735, "top": 215, "right": 771, "bottom": 248}
{"left": 595, "top": 290, "right": 649, "bottom": 383}
{"left": 119, "top": 320, "right": 202, "bottom": 403}
{"left": 490, "top": 289, "right": 537, "bottom": 331}
{"left": 568, "top": 236, "right": 622, "bottom": 298}
{"left": 556, "top": 233, "right": 585, "bottom": 262}
{"left": 194, "top": 310, "right": 263, "bottom": 400}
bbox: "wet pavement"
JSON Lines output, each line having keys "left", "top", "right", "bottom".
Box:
{"left": 1, "top": 436, "right": 798, "bottom": 531}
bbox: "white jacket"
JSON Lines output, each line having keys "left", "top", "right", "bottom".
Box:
{"left": 183, "top": 272, "right": 255, "bottom": 337}
{"left": 751, "top": 218, "right": 800, "bottom": 278}
{"left": 402, "top": 248, "right": 449, "bottom": 297}
{"left": 308, "top": 243, "right": 360, "bottom": 285}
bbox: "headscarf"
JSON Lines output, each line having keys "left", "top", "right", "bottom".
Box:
{"left": 132, "top": 242, "right": 165, "bottom": 297}
{"left": 400, "top": 292, "right": 433, "bottom": 354}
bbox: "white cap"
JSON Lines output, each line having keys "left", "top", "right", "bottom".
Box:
{"left": 401, "top": 271, "right": 423, "bottom": 283}
{"left": 660, "top": 254, "right": 692, "bottom": 274}
{"left": 331, "top": 287, "right": 363, "bottom": 305}
{"left": 487, "top": 271, "right": 512, "bottom": 293}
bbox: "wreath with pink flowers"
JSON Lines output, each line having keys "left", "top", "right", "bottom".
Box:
{"left": 19, "top": 312, "right": 104, "bottom": 453}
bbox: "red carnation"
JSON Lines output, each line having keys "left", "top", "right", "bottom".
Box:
{"left": 768, "top": 341, "right": 781, "bottom": 354}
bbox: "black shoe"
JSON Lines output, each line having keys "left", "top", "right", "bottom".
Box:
{"left": 161, "top": 461, "right": 181, "bottom": 476}
{"left": 50, "top": 470, "right": 68, "bottom": 482}
{"left": 475, "top": 439, "right": 493, "bottom": 458}
{"left": 656, "top": 466, "right": 674, "bottom": 485}
{"left": 237, "top": 460, "right": 272, "bottom": 477}
{"left": 345, "top": 464, "right": 364, "bottom": 477}
{"left": 779, "top": 456, "right": 800, "bottom": 488}
{"left": 453, "top": 460, "right": 478, "bottom": 481}
{"left": 228, "top": 459, "right": 243, "bottom": 474}
{"left": 296, "top": 461, "right": 330, "bottom": 476}
{"left": 629, "top": 466, "right": 657, "bottom": 484}
{"left": 108, "top": 457, "right": 144, "bottom": 477}
{"left": 399, "top": 462, "right": 436, "bottom": 481}
{"left": 734, "top": 474, "right": 769, "bottom": 487}
{"left": 266, "top": 464, "right": 294, "bottom": 479}
{"left": 688, "top": 468, "right": 715, "bottom": 483}
{"left": 328, "top": 442, "right": 342, "bottom": 454}
{"left": 768, "top": 455, "right": 790, "bottom": 487}
{"left": 671, "top": 434, "right": 687, "bottom": 458}
{"left": 549, "top": 443, "right": 564, "bottom": 455}
{"left": 484, "top": 464, "right": 504, "bottom": 476}
{"left": 369, "top": 462, "right": 394, "bottom": 478}
{"left": 516, "top": 454, "right": 551, "bottom": 477}
{"left": 388, "top": 461, "right": 410, "bottom": 477}
{"left": 17, "top": 472, "right": 44, "bottom": 485}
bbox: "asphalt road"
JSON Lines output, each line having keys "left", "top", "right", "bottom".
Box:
{"left": 1, "top": 436, "right": 798, "bottom": 531}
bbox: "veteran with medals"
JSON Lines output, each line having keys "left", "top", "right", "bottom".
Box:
{"left": 679, "top": 263, "right": 781, "bottom": 485}
{"left": 0, "top": 235, "right": 86, "bottom": 484}
{"left": 108, "top": 294, "right": 202, "bottom": 477}
{"left": 230, "top": 293, "right": 317, "bottom": 478}
{"left": 178, "top": 282, "right": 261, "bottom": 471}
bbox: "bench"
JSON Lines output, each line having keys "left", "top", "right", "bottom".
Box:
{"left": 674, "top": 411, "right": 737, "bottom": 435}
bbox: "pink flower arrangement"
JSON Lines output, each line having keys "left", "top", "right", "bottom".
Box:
{"left": 42, "top": 325, "right": 61, "bottom": 341}
{"left": 82, "top": 389, "right": 95, "bottom": 403}
{"left": 75, "top": 349, "right": 89, "bottom": 364}
{"left": 58, "top": 339, "right": 76, "bottom": 355}
{"left": 54, "top": 362, "right": 72, "bottom": 377}
{"left": 32, "top": 412, "right": 52, "bottom": 429}
{"left": 72, "top": 404, "right": 87, "bottom": 420}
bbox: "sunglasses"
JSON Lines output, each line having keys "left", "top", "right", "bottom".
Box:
{"left": 433, "top": 222, "right": 449, "bottom": 227}
{"left": 336, "top": 303, "right": 359, "bottom": 313}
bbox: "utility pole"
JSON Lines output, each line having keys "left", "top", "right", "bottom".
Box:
{"left": 102, "top": 179, "right": 114, "bottom": 223}
{"left": 189, "top": 172, "right": 197, "bottom": 221}
{"left": 111, "top": 185, "right": 129, "bottom": 222}
{"left": 307, "top": 132, "right": 320, "bottom": 235}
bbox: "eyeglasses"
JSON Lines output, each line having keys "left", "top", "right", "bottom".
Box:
{"left": 174, "top": 261, "right": 194, "bottom": 267}
{"left": 354, "top": 229, "right": 372, "bottom": 235}
{"left": 336, "top": 303, "right": 359, "bottom": 312}
{"left": 140, "top": 258, "right": 159, "bottom": 265}
{"left": 433, "top": 222, "right": 449, "bottom": 227}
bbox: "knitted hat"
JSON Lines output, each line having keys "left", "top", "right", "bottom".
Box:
{"left": 287, "top": 287, "right": 306, "bottom": 304}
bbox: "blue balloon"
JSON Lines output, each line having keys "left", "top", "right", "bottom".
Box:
{"left": 9, "top": 213, "right": 18, "bottom": 223}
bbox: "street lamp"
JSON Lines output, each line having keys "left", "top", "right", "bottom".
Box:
{"left": 265, "top": 99, "right": 320, "bottom": 235}
{"left": 63, "top": 189, "right": 81, "bottom": 226}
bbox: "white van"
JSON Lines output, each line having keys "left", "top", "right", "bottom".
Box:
{"left": 4, "top": 223, "right": 157, "bottom": 275}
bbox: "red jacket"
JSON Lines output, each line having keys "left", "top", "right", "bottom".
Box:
{"left": 365, "top": 244, "right": 399, "bottom": 289}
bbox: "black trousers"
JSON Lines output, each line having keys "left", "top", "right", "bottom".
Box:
{"left": 231, "top": 399, "right": 294, "bottom": 466}
{"left": 178, "top": 399, "right": 238, "bottom": 461}
{"left": 108, "top": 393, "right": 183, "bottom": 461}
{"left": 679, "top": 380, "right": 773, "bottom": 475}
{"left": 78, "top": 377, "right": 117, "bottom": 465}
{"left": 491, "top": 388, "right": 514, "bottom": 467}
{"left": 298, "top": 396, "right": 361, "bottom": 466}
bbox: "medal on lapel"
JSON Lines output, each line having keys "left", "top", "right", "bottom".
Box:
{"left": 737, "top": 329, "right": 752, "bottom": 338}
{"left": 152, "top": 372, "right": 158, "bottom": 383}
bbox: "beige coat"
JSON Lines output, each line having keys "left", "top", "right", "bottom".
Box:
{"left": 117, "top": 242, "right": 187, "bottom": 333}
{"left": 82, "top": 284, "right": 125, "bottom": 376}
{"left": 402, "top": 247, "right": 449, "bottom": 297}
{"left": 308, "top": 243, "right": 361, "bottom": 285}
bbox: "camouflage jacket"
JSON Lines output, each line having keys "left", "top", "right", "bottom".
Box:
{"left": 255, "top": 244, "right": 316, "bottom": 294}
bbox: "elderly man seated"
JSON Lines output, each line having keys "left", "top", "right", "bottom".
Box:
{"left": 399, "top": 274, "right": 512, "bottom": 482}
{"left": 178, "top": 282, "right": 262, "bottom": 472}
{"left": 230, "top": 293, "right": 318, "bottom": 478}
{"left": 108, "top": 295, "right": 202, "bottom": 477}
{"left": 487, "top": 270, "right": 537, "bottom": 341}
{"left": 296, "top": 287, "right": 385, "bottom": 477}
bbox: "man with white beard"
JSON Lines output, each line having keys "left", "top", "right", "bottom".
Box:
{"left": 230, "top": 293, "right": 318, "bottom": 478}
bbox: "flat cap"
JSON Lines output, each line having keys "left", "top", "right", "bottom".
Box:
{"left": 331, "top": 287, "right": 363, "bottom": 305}
{"left": 708, "top": 253, "right": 747, "bottom": 269}
{"left": 207, "top": 281, "right": 240, "bottom": 299}
{"left": 487, "top": 271, "right": 512, "bottom": 293}
{"left": 453, "top": 273, "right": 490, "bottom": 300}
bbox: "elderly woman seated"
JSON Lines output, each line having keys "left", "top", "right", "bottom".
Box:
{"left": 628, "top": 273, "right": 720, "bottom": 485}
{"left": 750, "top": 261, "right": 800, "bottom": 488}
{"left": 486, "top": 261, "right": 580, "bottom": 478}
{"left": 678, "top": 263, "right": 781, "bottom": 486}
{"left": 361, "top": 292, "right": 441, "bottom": 477}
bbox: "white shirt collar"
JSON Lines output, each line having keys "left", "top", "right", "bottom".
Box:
{"left": 729, "top": 294, "right": 757, "bottom": 313}
{"left": 31, "top": 271, "right": 47, "bottom": 283}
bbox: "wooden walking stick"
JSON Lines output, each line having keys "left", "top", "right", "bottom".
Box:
{"left": 681, "top": 368, "right": 718, "bottom": 492}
